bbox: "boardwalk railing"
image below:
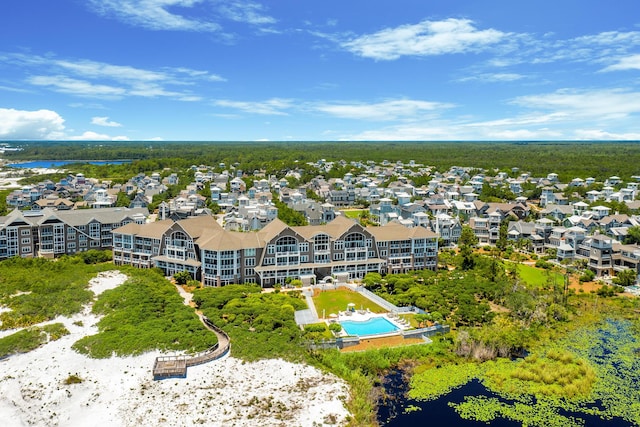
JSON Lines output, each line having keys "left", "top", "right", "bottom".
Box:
{"left": 153, "top": 315, "right": 231, "bottom": 380}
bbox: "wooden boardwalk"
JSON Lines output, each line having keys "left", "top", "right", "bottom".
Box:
{"left": 153, "top": 314, "right": 230, "bottom": 380}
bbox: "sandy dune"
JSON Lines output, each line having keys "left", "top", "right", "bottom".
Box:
{"left": 0, "top": 271, "right": 350, "bottom": 426}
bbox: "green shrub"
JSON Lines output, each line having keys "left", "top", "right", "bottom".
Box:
{"left": 304, "top": 323, "right": 327, "bottom": 333}
{"left": 64, "top": 374, "right": 83, "bottom": 385}
{"left": 73, "top": 269, "right": 216, "bottom": 358}
{"left": 329, "top": 323, "right": 342, "bottom": 333}
{"left": 579, "top": 270, "right": 595, "bottom": 282}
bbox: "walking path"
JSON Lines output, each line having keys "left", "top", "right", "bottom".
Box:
{"left": 152, "top": 284, "right": 230, "bottom": 380}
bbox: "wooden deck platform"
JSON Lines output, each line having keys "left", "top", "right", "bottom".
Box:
{"left": 153, "top": 356, "right": 187, "bottom": 379}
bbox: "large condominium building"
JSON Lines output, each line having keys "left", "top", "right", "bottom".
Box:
{"left": 112, "top": 215, "right": 438, "bottom": 287}
{"left": 0, "top": 207, "right": 149, "bottom": 259}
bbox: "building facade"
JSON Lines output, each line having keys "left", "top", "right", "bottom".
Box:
{"left": 0, "top": 207, "right": 149, "bottom": 259}
{"left": 112, "top": 215, "right": 439, "bottom": 287}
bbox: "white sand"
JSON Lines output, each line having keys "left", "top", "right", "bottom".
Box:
{"left": 0, "top": 271, "right": 351, "bottom": 426}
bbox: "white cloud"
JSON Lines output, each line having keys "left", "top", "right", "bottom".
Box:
{"left": 341, "top": 125, "right": 455, "bottom": 141}
{"left": 0, "top": 108, "right": 65, "bottom": 139}
{"left": 87, "top": 0, "right": 274, "bottom": 32}
{"left": 315, "top": 99, "right": 453, "bottom": 121}
{"left": 465, "top": 112, "right": 569, "bottom": 128}
{"left": 0, "top": 108, "right": 130, "bottom": 140}
{"left": 458, "top": 73, "right": 525, "bottom": 83}
{"left": 219, "top": 1, "right": 276, "bottom": 25}
{"left": 68, "top": 131, "right": 129, "bottom": 141}
{"left": 341, "top": 18, "right": 506, "bottom": 60}
{"left": 54, "top": 59, "right": 166, "bottom": 82}
{"left": 7, "top": 54, "right": 221, "bottom": 101}
{"left": 484, "top": 128, "right": 561, "bottom": 140}
{"left": 28, "top": 75, "right": 126, "bottom": 99}
{"left": 91, "top": 116, "right": 122, "bottom": 127}
{"left": 511, "top": 88, "right": 640, "bottom": 119}
{"left": 213, "top": 98, "right": 294, "bottom": 115}
{"left": 601, "top": 54, "right": 640, "bottom": 72}
{"left": 573, "top": 129, "right": 640, "bottom": 140}
{"left": 87, "top": 0, "right": 221, "bottom": 32}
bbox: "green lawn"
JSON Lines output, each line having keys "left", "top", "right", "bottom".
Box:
{"left": 341, "top": 209, "right": 366, "bottom": 219}
{"left": 312, "top": 289, "right": 386, "bottom": 317}
{"left": 516, "top": 263, "right": 564, "bottom": 287}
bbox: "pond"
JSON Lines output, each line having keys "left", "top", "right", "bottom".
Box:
{"left": 377, "top": 319, "right": 640, "bottom": 426}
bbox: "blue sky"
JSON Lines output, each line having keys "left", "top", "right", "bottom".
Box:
{"left": 1, "top": 0, "right": 640, "bottom": 141}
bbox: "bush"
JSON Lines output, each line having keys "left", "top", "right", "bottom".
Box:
{"left": 579, "top": 270, "right": 596, "bottom": 283}
{"left": 77, "top": 250, "right": 112, "bottom": 264}
{"left": 173, "top": 271, "right": 192, "bottom": 285}
{"left": 304, "top": 324, "right": 327, "bottom": 333}
{"left": 64, "top": 374, "right": 83, "bottom": 385}
{"left": 535, "top": 259, "right": 552, "bottom": 269}
{"left": 329, "top": 323, "right": 343, "bottom": 333}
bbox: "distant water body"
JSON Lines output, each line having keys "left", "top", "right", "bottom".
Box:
{"left": 7, "top": 160, "right": 130, "bottom": 168}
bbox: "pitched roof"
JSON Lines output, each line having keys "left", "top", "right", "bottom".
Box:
{"left": 367, "top": 223, "right": 437, "bottom": 241}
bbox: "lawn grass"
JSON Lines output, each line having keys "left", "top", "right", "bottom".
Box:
{"left": 341, "top": 209, "right": 366, "bottom": 219}
{"left": 517, "top": 263, "right": 564, "bottom": 288}
{"left": 312, "top": 288, "right": 386, "bottom": 317}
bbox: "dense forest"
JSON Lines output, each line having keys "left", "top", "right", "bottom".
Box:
{"left": 4, "top": 140, "right": 640, "bottom": 182}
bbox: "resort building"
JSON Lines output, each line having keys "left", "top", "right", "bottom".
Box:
{"left": 112, "top": 215, "right": 439, "bottom": 287}
{"left": 0, "top": 207, "right": 149, "bottom": 259}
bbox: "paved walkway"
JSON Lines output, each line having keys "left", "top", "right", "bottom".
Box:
{"left": 295, "top": 287, "right": 320, "bottom": 325}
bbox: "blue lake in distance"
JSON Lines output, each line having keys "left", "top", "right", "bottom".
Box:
{"left": 7, "top": 160, "right": 130, "bottom": 168}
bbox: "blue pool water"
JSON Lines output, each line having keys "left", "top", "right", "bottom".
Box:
{"left": 340, "top": 317, "right": 399, "bottom": 336}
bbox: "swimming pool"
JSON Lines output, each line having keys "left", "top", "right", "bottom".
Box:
{"left": 340, "top": 317, "right": 399, "bottom": 337}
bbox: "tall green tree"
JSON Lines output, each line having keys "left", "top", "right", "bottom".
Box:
{"left": 624, "top": 226, "right": 640, "bottom": 245}
{"left": 459, "top": 226, "right": 478, "bottom": 270}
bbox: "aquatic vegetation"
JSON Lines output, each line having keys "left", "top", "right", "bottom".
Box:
{"left": 408, "top": 362, "right": 483, "bottom": 401}
{"left": 403, "top": 318, "right": 640, "bottom": 426}
{"left": 453, "top": 396, "right": 587, "bottom": 427}
{"left": 483, "top": 349, "right": 596, "bottom": 399}
{"left": 448, "top": 319, "right": 640, "bottom": 426}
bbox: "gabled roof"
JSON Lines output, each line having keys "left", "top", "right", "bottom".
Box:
{"left": 367, "top": 223, "right": 437, "bottom": 241}
{"left": 113, "top": 219, "right": 173, "bottom": 238}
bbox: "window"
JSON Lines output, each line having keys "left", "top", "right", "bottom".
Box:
{"left": 21, "top": 246, "right": 31, "bottom": 254}
{"left": 244, "top": 268, "right": 254, "bottom": 277}
{"left": 345, "top": 233, "right": 366, "bottom": 248}
{"left": 299, "top": 242, "right": 309, "bottom": 252}
{"left": 314, "top": 234, "right": 330, "bottom": 252}
{"left": 21, "top": 229, "right": 30, "bottom": 236}
{"left": 245, "top": 257, "right": 255, "bottom": 267}
{"left": 244, "top": 248, "right": 256, "bottom": 256}
{"left": 21, "top": 238, "right": 31, "bottom": 245}
{"left": 275, "top": 236, "right": 298, "bottom": 253}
